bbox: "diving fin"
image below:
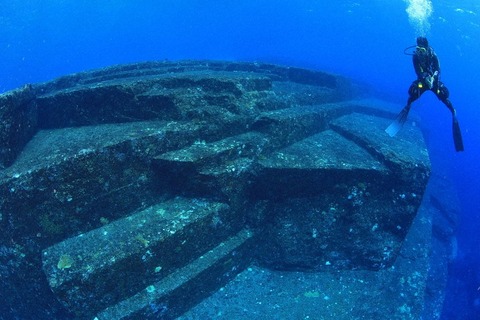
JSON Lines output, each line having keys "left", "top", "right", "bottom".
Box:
{"left": 452, "top": 115, "right": 464, "bottom": 152}
{"left": 385, "top": 106, "right": 411, "bottom": 137}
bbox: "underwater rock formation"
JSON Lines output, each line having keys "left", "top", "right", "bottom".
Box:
{"left": 0, "top": 61, "right": 431, "bottom": 319}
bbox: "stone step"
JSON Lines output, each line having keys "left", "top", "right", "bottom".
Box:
{"left": 0, "top": 120, "right": 214, "bottom": 248}
{"left": 180, "top": 196, "right": 433, "bottom": 319}
{"left": 152, "top": 132, "right": 269, "bottom": 198}
{"left": 330, "top": 112, "right": 430, "bottom": 184}
{"left": 35, "top": 72, "right": 271, "bottom": 129}
{"left": 42, "top": 197, "right": 242, "bottom": 319}
{"left": 95, "top": 228, "right": 253, "bottom": 320}
{"left": 154, "top": 132, "right": 268, "bottom": 168}
{"left": 252, "top": 129, "right": 389, "bottom": 199}
{"left": 34, "top": 60, "right": 347, "bottom": 96}
{"left": 249, "top": 128, "right": 427, "bottom": 271}
{"left": 249, "top": 99, "right": 392, "bottom": 150}
{"left": 2, "top": 60, "right": 358, "bottom": 170}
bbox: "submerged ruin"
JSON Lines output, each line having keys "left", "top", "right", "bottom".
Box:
{"left": 1, "top": 61, "right": 452, "bottom": 319}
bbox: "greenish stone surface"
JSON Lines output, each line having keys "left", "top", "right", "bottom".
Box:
{"left": 0, "top": 61, "right": 438, "bottom": 319}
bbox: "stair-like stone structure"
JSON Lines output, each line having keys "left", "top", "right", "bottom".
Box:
{"left": 0, "top": 61, "right": 434, "bottom": 319}
{"left": 42, "top": 197, "right": 251, "bottom": 319}
{"left": 96, "top": 229, "right": 252, "bottom": 320}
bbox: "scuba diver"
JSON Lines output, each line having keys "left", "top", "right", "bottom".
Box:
{"left": 386, "top": 36, "right": 464, "bottom": 152}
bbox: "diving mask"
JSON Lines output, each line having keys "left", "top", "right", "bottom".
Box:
{"left": 416, "top": 46, "right": 427, "bottom": 55}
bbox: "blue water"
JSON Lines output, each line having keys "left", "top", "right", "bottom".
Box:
{"left": 1, "top": 1, "right": 479, "bottom": 318}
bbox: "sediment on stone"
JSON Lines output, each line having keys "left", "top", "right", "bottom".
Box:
{"left": 0, "top": 61, "right": 434, "bottom": 320}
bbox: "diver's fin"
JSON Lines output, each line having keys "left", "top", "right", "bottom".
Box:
{"left": 452, "top": 115, "right": 464, "bottom": 152}
{"left": 385, "top": 106, "right": 411, "bottom": 137}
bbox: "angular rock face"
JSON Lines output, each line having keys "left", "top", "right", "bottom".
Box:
{"left": 0, "top": 61, "right": 430, "bottom": 319}
{"left": 0, "top": 85, "right": 37, "bottom": 169}
{"left": 251, "top": 115, "right": 429, "bottom": 270}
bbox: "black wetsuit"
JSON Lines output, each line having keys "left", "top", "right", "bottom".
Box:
{"left": 406, "top": 47, "right": 455, "bottom": 115}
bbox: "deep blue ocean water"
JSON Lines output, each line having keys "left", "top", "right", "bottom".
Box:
{"left": 1, "top": 1, "right": 479, "bottom": 319}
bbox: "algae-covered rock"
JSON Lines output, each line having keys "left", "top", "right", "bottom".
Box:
{"left": 0, "top": 85, "right": 37, "bottom": 168}
{"left": 0, "top": 61, "right": 432, "bottom": 319}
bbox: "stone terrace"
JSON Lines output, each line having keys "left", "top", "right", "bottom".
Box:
{"left": 0, "top": 61, "right": 432, "bottom": 319}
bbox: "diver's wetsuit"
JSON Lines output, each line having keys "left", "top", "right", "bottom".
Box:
{"left": 406, "top": 46, "right": 456, "bottom": 115}
{"left": 387, "top": 37, "right": 463, "bottom": 151}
